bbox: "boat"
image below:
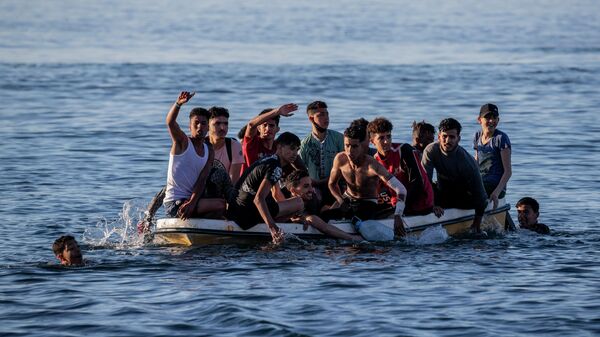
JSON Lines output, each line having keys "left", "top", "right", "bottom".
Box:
{"left": 154, "top": 199, "right": 512, "bottom": 246}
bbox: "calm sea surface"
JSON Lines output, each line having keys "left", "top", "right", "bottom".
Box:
{"left": 1, "top": 1, "right": 599, "bottom": 336}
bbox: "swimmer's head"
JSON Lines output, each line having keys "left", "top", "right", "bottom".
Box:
{"left": 52, "top": 235, "right": 83, "bottom": 266}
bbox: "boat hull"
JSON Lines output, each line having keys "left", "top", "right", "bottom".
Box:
{"left": 155, "top": 202, "right": 510, "bottom": 246}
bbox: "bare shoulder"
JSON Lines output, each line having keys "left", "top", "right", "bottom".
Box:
{"left": 333, "top": 152, "right": 349, "bottom": 165}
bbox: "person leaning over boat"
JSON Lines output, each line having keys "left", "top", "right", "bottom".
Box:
{"left": 228, "top": 132, "right": 304, "bottom": 244}
{"left": 298, "top": 101, "right": 344, "bottom": 205}
{"left": 285, "top": 169, "right": 363, "bottom": 241}
{"left": 421, "top": 118, "right": 488, "bottom": 233}
{"left": 368, "top": 117, "right": 434, "bottom": 215}
{"left": 474, "top": 103, "right": 512, "bottom": 210}
{"left": 324, "top": 121, "right": 408, "bottom": 237}
{"left": 162, "top": 91, "right": 226, "bottom": 219}
{"left": 207, "top": 106, "right": 245, "bottom": 185}
{"left": 516, "top": 197, "right": 550, "bottom": 234}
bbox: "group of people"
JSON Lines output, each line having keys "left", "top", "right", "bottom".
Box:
{"left": 158, "top": 91, "right": 550, "bottom": 244}
{"left": 52, "top": 94, "right": 550, "bottom": 266}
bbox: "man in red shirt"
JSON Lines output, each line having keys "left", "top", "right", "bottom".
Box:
{"left": 368, "top": 117, "right": 434, "bottom": 215}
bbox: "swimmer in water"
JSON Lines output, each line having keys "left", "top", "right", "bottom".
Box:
{"left": 52, "top": 235, "right": 84, "bottom": 266}
{"left": 516, "top": 197, "right": 550, "bottom": 234}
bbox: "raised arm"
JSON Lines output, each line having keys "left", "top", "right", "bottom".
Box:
{"left": 328, "top": 153, "right": 345, "bottom": 206}
{"left": 244, "top": 103, "right": 298, "bottom": 139}
{"left": 166, "top": 91, "right": 195, "bottom": 154}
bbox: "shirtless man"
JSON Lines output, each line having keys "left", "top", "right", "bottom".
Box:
{"left": 162, "top": 91, "right": 225, "bottom": 219}
{"left": 326, "top": 122, "right": 408, "bottom": 236}
{"left": 516, "top": 197, "right": 550, "bottom": 234}
{"left": 52, "top": 235, "right": 83, "bottom": 266}
{"left": 285, "top": 169, "right": 362, "bottom": 241}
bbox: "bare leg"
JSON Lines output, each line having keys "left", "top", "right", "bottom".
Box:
{"left": 305, "top": 215, "right": 363, "bottom": 241}
{"left": 275, "top": 196, "right": 304, "bottom": 219}
{"left": 196, "top": 198, "right": 227, "bottom": 218}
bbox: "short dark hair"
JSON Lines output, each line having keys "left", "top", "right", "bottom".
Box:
{"left": 344, "top": 124, "right": 367, "bottom": 142}
{"left": 276, "top": 132, "right": 300, "bottom": 148}
{"left": 438, "top": 118, "right": 462, "bottom": 135}
{"left": 208, "top": 106, "right": 229, "bottom": 119}
{"left": 367, "top": 117, "right": 393, "bottom": 135}
{"left": 189, "top": 107, "right": 210, "bottom": 120}
{"left": 237, "top": 125, "right": 247, "bottom": 140}
{"left": 412, "top": 120, "right": 435, "bottom": 136}
{"left": 259, "top": 108, "right": 280, "bottom": 125}
{"left": 307, "top": 101, "right": 328, "bottom": 115}
{"left": 52, "top": 235, "right": 76, "bottom": 256}
{"left": 350, "top": 118, "right": 369, "bottom": 130}
{"left": 285, "top": 169, "right": 310, "bottom": 189}
{"left": 516, "top": 197, "right": 540, "bottom": 214}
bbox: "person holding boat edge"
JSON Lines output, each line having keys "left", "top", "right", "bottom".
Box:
{"left": 421, "top": 118, "right": 488, "bottom": 233}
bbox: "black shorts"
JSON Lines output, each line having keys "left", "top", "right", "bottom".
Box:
{"left": 230, "top": 196, "right": 280, "bottom": 230}
{"left": 320, "top": 195, "right": 393, "bottom": 222}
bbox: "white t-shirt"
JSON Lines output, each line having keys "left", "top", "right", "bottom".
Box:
{"left": 214, "top": 138, "right": 245, "bottom": 173}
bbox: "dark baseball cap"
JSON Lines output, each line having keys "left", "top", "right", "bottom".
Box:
{"left": 479, "top": 103, "right": 499, "bottom": 118}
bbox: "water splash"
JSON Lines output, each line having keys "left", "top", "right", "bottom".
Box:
{"left": 82, "top": 199, "right": 148, "bottom": 249}
{"left": 406, "top": 225, "right": 449, "bottom": 245}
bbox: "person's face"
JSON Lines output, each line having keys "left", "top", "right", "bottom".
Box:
{"left": 438, "top": 129, "right": 460, "bottom": 153}
{"left": 278, "top": 144, "right": 299, "bottom": 164}
{"left": 345, "top": 137, "right": 365, "bottom": 163}
{"left": 258, "top": 120, "right": 279, "bottom": 140}
{"left": 371, "top": 132, "right": 392, "bottom": 155}
{"left": 58, "top": 239, "right": 83, "bottom": 266}
{"left": 309, "top": 109, "right": 329, "bottom": 130}
{"left": 478, "top": 113, "right": 499, "bottom": 133}
{"left": 290, "top": 176, "right": 315, "bottom": 201}
{"left": 415, "top": 130, "right": 434, "bottom": 149}
{"left": 190, "top": 116, "right": 209, "bottom": 139}
{"left": 209, "top": 116, "right": 229, "bottom": 140}
{"left": 517, "top": 205, "right": 538, "bottom": 226}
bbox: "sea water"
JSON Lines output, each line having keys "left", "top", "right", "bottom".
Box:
{"left": 1, "top": 1, "right": 599, "bottom": 336}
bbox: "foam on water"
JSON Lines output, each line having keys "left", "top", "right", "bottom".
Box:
{"left": 82, "top": 199, "right": 147, "bottom": 249}
{"left": 406, "top": 225, "right": 450, "bottom": 245}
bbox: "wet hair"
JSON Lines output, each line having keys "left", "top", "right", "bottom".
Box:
{"left": 438, "top": 118, "right": 462, "bottom": 135}
{"left": 189, "top": 107, "right": 211, "bottom": 120}
{"left": 208, "top": 106, "right": 229, "bottom": 119}
{"left": 259, "top": 108, "right": 280, "bottom": 126}
{"left": 516, "top": 197, "right": 540, "bottom": 214}
{"left": 276, "top": 132, "right": 301, "bottom": 148}
{"left": 344, "top": 123, "right": 367, "bottom": 142}
{"left": 285, "top": 169, "right": 310, "bottom": 189}
{"left": 412, "top": 120, "right": 435, "bottom": 137}
{"left": 306, "top": 101, "right": 328, "bottom": 115}
{"left": 349, "top": 118, "right": 369, "bottom": 130}
{"left": 52, "top": 235, "right": 76, "bottom": 256}
{"left": 237, "top": 125, "right": 247, "bottom": 141}
{"left": 367, "top": 117, "right": 393, "bottom": 135}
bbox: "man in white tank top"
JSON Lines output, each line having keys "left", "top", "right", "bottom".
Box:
{"left": 162, "top": 91, "right": 226, "bottom": 219}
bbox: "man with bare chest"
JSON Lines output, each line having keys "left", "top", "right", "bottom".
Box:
{"left": 325, "top": 122, "right": 408, "bottom": 235}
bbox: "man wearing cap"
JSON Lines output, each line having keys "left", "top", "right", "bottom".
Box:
{"left": 474, "top": 103, "right": 512, "bottom": 209}
{"left": 421, "top": 118, "right": 488, "bottom": 233}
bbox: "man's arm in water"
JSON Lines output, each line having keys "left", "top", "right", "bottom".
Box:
{"left": 166, "top": 91, "right": 195, "bottom": 154}
{"left": 254, "top": 178, "right": 284, "bottom": 244}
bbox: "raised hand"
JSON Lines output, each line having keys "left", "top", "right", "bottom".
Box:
{"left": 276, "top": 103, "right": 298, "bottom": 117}
{"left": 176, "top": 91, "right": 195, "bottom": 106}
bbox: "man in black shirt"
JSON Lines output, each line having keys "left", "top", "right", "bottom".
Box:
{"left": 230, "top": 132, "right": 304, "bottom": 243}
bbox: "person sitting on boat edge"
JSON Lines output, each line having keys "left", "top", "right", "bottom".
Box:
{"left": 53, "top": 235, "right": 84, "bottom": 266}
{"left": 368, "top": 117, "right": 434, "bottom": 216}
{"left": 162, "top": 92, "right": 226, "bottom": 219}
{"left": 421, "top": 118, "right": 488, "bottom": 233}
{"left": 324, "top": 122, "right": 408, "bottom": 237}
{"left": 285, "top": 169, "right": 363, "bottom": 241}
{"left": 516, "top": 197, "right": 550, "bottom": 234}
{"left": 298, "top": 100, "right": 344, "bottom": 206}
{"left": 208, "top": 106, "right": 245, "bottom": 185}
{"left": 474, "top": 103, "right": 512, "bottom": 209}
{"left": 228, "top": 132, "right": 305, "bottom": 244}
{"left": 412, "top": 120, "right": 435, "bottom": 158}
